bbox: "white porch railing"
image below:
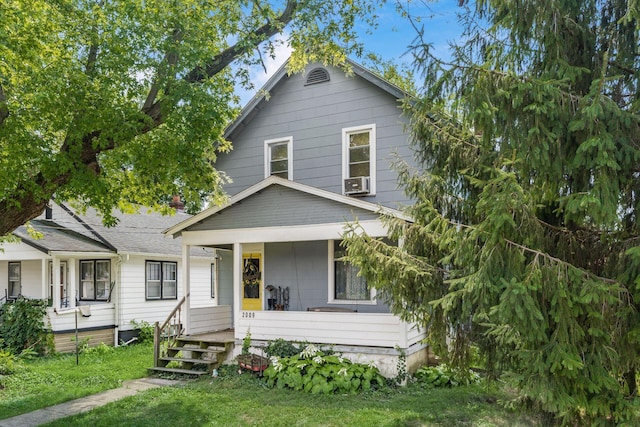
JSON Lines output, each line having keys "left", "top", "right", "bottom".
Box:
{"left": 188, "top": 305, "right": 233, "bottom": 335}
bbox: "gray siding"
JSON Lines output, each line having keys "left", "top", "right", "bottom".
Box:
{"left": 188, "top": 185, "right": 380, "bottom": 231}
{"left": 216, "top": 249, "right": 234, "bottom": 322}
{"left": 217, "top": 63, "right": 415, "bottom": 210}
{"left": 264, "top": 241, "right": 388, "bottom": 314}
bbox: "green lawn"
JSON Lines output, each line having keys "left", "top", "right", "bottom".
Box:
{"left": 1, "top": 343, "right": 541, "bottom": 426}
{"left": 0, "top": 343, "right": 152, "bottom": 419}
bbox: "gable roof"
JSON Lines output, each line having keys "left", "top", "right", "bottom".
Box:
{"left": 224, "top": 58, "right": 409, "bottom": 139}
{"left": 15, "top": 202, "right": 198, "bottom": 256}
{"left": 165, "top": 175, "right": 412, "bottom": 237}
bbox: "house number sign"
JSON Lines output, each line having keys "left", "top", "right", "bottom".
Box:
{"left": 241, "top": 311, "right": 255, "bottom": 318}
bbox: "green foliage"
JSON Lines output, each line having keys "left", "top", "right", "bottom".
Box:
{"left": 0, "top": 297, "right": 52, "bottom": 355}
{"left": 0, "top": 0, "right": 386, "bottom": 234}
{"left": 263, "top": 344, "right": 385, "bottom": 394}
{"left": 80, "top": 342, "right": 114, "bottom": 356}
{"left": 414, "top": 364, "right": 481, "bottom": 388}
{"left": 129, "top": 319, "right": 154, "bottom": 344}
{"left": 0, "top": 349, "right": 18, "bottom": 375}
{"left": 393, "top": 345, "right": 408, "bottom": 386}
{"left": 241, "top": 329, "right": 252, "bottom": 356}
{"left": 344, "top": 1, "right": 640, "bottom": 424}
{"left": 264, "top": 338, "right": 301, "bottom": 358}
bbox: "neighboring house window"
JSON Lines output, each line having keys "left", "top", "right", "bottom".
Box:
{"left": 264, "top": 136, "right": 293, "bottom": 179}
{"left": 80, "top": 260, "right": 111, "bottom": 301}
{"left": 146, "top": 261, "right": 177, "bottom": 300}
{"left": 8, "top": 262, "right": 20, "bottom": 298}
{"left": 342, "top": 124, "right": 376, "bottom": 194}
{"left": 328, "top": 240, "right": 375, "bottom": 304}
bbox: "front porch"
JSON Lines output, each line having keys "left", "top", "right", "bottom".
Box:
{"left": 152, "top": 300, "right": 427, "bottom": 377}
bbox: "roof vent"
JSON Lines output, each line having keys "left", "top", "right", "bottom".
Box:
{"left": 305, "top": 67, "right": 330, "bottom": 86}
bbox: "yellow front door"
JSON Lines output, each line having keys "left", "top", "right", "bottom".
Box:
{"left": 242, "top": 253, "right": 262, "bottom": 310}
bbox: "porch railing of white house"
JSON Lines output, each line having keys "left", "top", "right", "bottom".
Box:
{"left": 153, "top": 295, "right": 186, "bottom": 368}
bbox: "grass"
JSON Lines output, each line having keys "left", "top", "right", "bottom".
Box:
{"left": 0, "top": 342, "right": 152, "bottom": 419}
{"left": 1, "top": 343, "right": 541, "bottom": 426}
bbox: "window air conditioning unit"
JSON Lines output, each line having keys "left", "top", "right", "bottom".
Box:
{"left": 344, "top": 176, "right": 370, "bottom": 195}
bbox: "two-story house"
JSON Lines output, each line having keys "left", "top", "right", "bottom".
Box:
{"left": 164, "top": 60, "right": 428, "bottom": 377}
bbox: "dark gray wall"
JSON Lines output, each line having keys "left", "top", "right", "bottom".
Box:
{"left": 188, "top": 185, "right": 381, "bottom": 231}
{"left": 216, "top": 249, "right": 234, "bottom": 321}
{"left": 217, "top": 63, "right": 415, "bottom": 210}
{"left": 264, "top": 241, "right": 388, "bottom": 313}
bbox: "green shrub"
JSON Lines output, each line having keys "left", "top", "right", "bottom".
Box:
{"left": 264, "top": 344, "right": 385, "bottom": 394}
{"left": 0, "top": 349, "right": 17, "bottom": 375}
{"left": 81, "top": 342, "right": 114, "bottom": 355}
{"left": 265, "top": 338, "right": 301, "bottom": 358}
{"left": 0, "top": 297, "right": 52, "bottom": 355}
{"left": 414, "top": 364, "right": 481, "bottom": 388}
{"left": 130, "top": 319, "right": 154, "bottom": 344}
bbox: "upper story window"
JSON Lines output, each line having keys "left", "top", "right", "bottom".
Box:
{"left": 328, "top": 240, "right": 376, "bottom": 305}
{"left": 146, "top": 261, "right": 177, "bottom": 300}
{"left": 342, "top": 124, "right": 376, "bottom": 195}
{"left": 264, "top": 136, "right": 293, "bottom": 179}
{"left": 80, "top": 260, "right": 111, "bottom": 301}
{"left": 8, "top": 262, "right": 20, "bottom": 298}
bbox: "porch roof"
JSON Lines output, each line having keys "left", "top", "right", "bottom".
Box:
{"left": 13, "top": 220, "right": 114, "bottom": 254}
{"left": 164, "top": 176, "right": 412, "bottom": 238}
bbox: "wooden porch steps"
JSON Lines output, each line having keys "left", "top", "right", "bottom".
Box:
{"left": 149, "top": 331, "right": 235, "bottom": 377}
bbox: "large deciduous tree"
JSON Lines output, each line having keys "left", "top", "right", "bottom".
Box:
{"left": 344, "top": 0, "right": 640, "bottom": 424}
{"left": 0, "top": 0, "right": 382, "bottom": 233}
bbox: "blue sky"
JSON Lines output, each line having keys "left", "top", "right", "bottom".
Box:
{"left": 238, "top": 1, "right": 464, "bottom": 106}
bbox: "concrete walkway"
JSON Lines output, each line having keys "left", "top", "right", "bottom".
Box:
{"left": 0, "top": 377, "right": 182, "bottom": 427}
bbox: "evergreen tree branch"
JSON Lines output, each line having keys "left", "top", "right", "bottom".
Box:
{"left": 0, "top": 83, "right": 8, "bottom": 126}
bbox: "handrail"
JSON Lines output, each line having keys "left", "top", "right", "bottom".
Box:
{"left": 153, "top": 295, "right": 187, "bottom": 368}
{"left": 159, "top": 295, "right": 186, "bottom": 331}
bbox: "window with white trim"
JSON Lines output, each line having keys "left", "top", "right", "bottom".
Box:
{"left": 80, "top": 260, "right": 111, "bottom": 301}
{"left": 342, "top": 124, "right": 376, "bottom": 194}
{"left": 264, "top": 136, "right": 293, "bottom": 179}
{"left": 8, "top": 262, "right": 20, "bottom": 298}
{"left": 146, "top": 261, "right": 177, "bottom": 300}
{"left": 328, "top": 240, "right": 375, "bottom": 304}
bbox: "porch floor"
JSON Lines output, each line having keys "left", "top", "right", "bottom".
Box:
{"left": 183, "top": 328, "right": 235, "bottom": 343}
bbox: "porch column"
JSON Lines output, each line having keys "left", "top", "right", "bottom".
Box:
{"left": 233, "top": 243, "right": 242, "bottom": 318}
{"left": 52, "top": 257, "right": 60, "bottom": 309}
{"left": 41, "top": 259, "right": 47, "bottom": 302}
{"left": 68, "top": 260, "right": 76, "bottom": 308}
{"left": 182, "top": 244, "right": 191, "bottom": 334}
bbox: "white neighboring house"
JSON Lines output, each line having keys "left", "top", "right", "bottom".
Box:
{"left": 0, "top": 202, "right": 216, "bottom": 352}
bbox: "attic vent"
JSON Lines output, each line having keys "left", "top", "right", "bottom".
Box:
{"left": 305, "top": 67, "right": 330, "bottom": 86}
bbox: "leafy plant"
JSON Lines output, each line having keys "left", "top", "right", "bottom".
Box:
{"left": 0, "top": 349, "right": 17, "bottom": 375}
{"left": 263, "top": 344, "right": 385, "bottom": 394}
{"left": 81, "top": 342, "right": 114, "bottom": 356}
{"left": 241, "top": 329, "right": 251, "bottom": 356}
{"left": 414, "top": 364, "right": 481, "bottom": 388}
{"left": 264, "top": 338, "right": 300, "bottom": 358}
{"left": 393, "top": 345, "right": 408, "bottom": 386}
{"left": 130, "top": 319, "right": 154, "bottom": 344}
{"left": 0, "top": 297, "right": 52, "bottom": 355}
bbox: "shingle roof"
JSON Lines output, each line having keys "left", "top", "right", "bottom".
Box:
{"left": 13, "top": 220, "right": 113, "bottom": 254}
{"left": 17, "top": 202, "right": 200, "bottom": 257}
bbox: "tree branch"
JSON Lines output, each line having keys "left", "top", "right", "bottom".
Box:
{"left": 184, "top": 0, "right": 298, "bottom": 83}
